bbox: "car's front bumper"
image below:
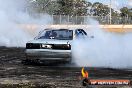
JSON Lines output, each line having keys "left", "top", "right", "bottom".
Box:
{"left": 25, "top": 49, "right": 71, "bottom": 61}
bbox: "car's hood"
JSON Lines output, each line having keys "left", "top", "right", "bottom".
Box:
{"left": 27, "top": 39, "right": 72, "bottom": 44}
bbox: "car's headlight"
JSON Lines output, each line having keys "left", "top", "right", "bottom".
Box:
{"left": 41, "top": 44, "right": 52, "bottom": 49}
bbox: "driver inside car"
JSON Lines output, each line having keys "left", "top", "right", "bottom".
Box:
{"left": 51, "top": 31, "right": 57, "bottom": 39}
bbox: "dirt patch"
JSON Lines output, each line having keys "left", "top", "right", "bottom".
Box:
{"left": 0, "top": 47, "right": 132, "bottom": 88}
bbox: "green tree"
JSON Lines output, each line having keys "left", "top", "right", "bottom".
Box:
{"left": 120, "top": 7, "right": 132, "bottom": 17}
{"left": 129, "top": 8, "right": 132, "bottom": 17}
{"left": 55, "top": 0, "right": 74, "bottom": 15}
{"left": 55, "top": 0, "right": 88, "bottom": 16}
{"left": 91, "top": 2, "right": 110, "bottom": 16}
{"left": 120, "top": 7, "right": 129, "bottom": 17}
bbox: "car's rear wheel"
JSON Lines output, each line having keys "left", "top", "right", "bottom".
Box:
{"left": 22, "top": 55, "right": 39, "bottom": 65}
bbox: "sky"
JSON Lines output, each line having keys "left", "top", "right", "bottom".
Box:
{"left": 87, "top": 0, "right": 132, "bottom": 11}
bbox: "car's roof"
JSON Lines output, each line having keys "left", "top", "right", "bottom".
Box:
{"left": 44, "top": 28, "right": 71, "bottom": 31}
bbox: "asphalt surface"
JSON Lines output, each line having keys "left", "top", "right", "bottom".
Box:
{"left": 0, "top": 47, "right": 132, "bottom": 88}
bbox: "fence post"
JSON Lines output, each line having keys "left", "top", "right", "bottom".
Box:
{"left": 68, "top": 15, "right": 69, "bottom": 24}
{"left": 52, "top": 14, "right": 53, "bottom": 25}
{"left": 76, "top": 15, "right": 77, "bottom": 24}
{"left": 60, "top": 15, "right": 61, "bottom": 24}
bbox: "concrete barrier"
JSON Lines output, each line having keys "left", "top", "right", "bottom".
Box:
{"left": 49, "top": 25, "right": 132, "bottom": 33}
{"left": 19, "top": 24, "right": 132, "bottom": 36}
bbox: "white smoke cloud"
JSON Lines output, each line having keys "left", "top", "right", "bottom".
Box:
{"left": 72, "top": 19, "right": 132, "bottom": 68}
{"left": 0, "top": 0, "right": 52, "bottom": 47}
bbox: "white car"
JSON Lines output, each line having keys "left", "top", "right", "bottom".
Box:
{"left": 25, "top": 28, "right": 87, "bottom": 64}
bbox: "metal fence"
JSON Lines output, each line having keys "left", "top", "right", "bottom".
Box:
{"left": 52, "top": 15, "right": 132, "bottom": 25}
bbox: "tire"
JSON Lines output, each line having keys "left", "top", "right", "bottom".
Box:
{"left": 22, "top": 55, "right": 39, "bottom": 65}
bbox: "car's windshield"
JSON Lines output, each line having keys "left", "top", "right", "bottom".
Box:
{"left": 37, "top": 29, "right": 73, "bottom": 40}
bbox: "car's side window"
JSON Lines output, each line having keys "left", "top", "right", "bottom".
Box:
{"left": 75, "top": 29, "right": 87, "bottom": 37}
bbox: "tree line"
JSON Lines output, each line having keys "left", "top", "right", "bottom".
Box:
{"left": 29, "top": 0, "right": 132, "bottom": 17}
